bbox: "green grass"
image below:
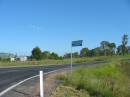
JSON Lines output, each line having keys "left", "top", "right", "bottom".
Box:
{"left": 0, "top": 55, "right": 130, "bottom": 68}
{"left": 56, "top": 61, "right": 130, "bottom": 97}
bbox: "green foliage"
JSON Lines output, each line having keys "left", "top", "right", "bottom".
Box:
{"left": 78, "top": 41, "right": 117, "bottom": 57}
{"left": 42, "top": 51, "right": 51, "bottom": 59}
{"left": 31, "top": 47, "right": 61, "bottom": 60}
{"left": 31, "top": 47, "right": 43, "bottom": 60}
{"left": 2, "top": 58, "right": 10, "bottom": 62}
{"left": 64, "top": 52, "right": 79, "bottom": 58}
{"left": 64, "top": 53, "right": 71, "bottom": 58}
{"left": 122, "top": 34, "right": 128, "bottom": 46}
{"left": 92, "top": 47, "right": 104, "bottom": 56}
{"left": 29, "top": 34, "right": 129, "bottom": 60}
{"left": 108, "top": 43, "right": 116, "bottom": 55}
{"left": 0, "top": 55, "right": 129, "bottom": 67}
{"left": 100, "top": 41, "right": 116, "bottom": 56}
{"left": 72, "top": 52, "right": 79, "bottom": 58}
{"left": 119, "top": 60, "right": 130, "bottom": 76}
{"left": 100, "top": 41, "right": 110, "bottom": 56}
{"left": 80, "top": 48, "right": 89, "bottom": 57}
{"left": 49, "top": 52, "right": 59, "bottom": 60}
{"left": 59, "top": 64, "right": 130, "bottom": 97}
{"left": 117, "top": 34, "right": 129, "bottom": 55}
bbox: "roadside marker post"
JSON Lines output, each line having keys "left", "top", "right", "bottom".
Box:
{"left": 71, "top": 40, "right": 83, "bottom": 73}
{"left": 40, "top": 71, "right": 44, "bottom": 97}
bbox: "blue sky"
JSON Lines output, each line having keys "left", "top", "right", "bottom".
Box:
{"left": 0, "top": 0, "right": 130, "bottom": 55}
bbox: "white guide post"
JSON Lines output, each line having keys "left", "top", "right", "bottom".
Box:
{"left": 40, "top": 71, "right": 44, "bottom": 97}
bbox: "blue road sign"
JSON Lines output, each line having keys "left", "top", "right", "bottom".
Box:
{"left": 72, "top": 40, "right": 83, "bottom": 47}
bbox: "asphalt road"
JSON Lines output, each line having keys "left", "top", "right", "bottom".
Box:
{"left": 0, "top": 61, "right": 107, "bottom": 93}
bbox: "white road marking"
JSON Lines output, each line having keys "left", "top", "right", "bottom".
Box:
{"left": 0, "top": 68, "right": 68, "bottom": 97}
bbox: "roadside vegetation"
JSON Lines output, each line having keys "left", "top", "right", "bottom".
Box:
{"left": 53, "top": 60, "right": 130, "bottom": 97}
{"left": 49, "top": 33, "right": 130, "bottom": 97}
{"left": 0, "top": 55, "right": 129, "bottom": 67}
{"left": 0, "top": 34, "right": 129, "bottom": 68}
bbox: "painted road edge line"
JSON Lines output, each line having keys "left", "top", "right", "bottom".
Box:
{"left": 0, "top": 68, "right": 69, "bottom": 97}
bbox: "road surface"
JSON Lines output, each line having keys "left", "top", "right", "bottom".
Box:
{"left": 0, "top": 61, "right": 107, "bottom": 93}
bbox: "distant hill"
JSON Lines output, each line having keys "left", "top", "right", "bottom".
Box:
{"left": 0, "top": 53, "right": 15, "bottom": 59}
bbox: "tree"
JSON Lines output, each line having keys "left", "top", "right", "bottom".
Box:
{"left": 58, "top": 56, "right": 63, "bottom": 60}
{"left": 80, "top": 48, "right": 89, "bottom": 57}
{"left": 117, "top": 45, "right": 123, "bottom": 55}
{"left": 108, "top": 43, "right": 116, "bottom": 55}
{"left": 88, "top": 49, "right": 95, "bottom": 57}
{"left": 92, "top": 47, "right": 104, "bottom": 56}
{"left": 31, "top": 47, "right": 42, "bottom": 60}
{"left": 64, "top": 53, "right": 71, "bottom": 58}
{"left": 100, "top": 41, "right": 110, "bottom": 56}
{"left": 72, "top": 52, "right": 79, "bottom": 58}
{"left": 42, "top": 51, "right": 51, "bottom": 59}
{"left": 122, "top": 34, "right": 128, "bottom": 55}
{"left": 50, "top": 52, "right": 59, "bottom": 59}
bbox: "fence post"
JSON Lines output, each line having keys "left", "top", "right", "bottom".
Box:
{"left": 40, "top": 71, "right": 44, "bottom": 97}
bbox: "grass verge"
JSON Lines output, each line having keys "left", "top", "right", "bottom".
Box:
{"left": 54, "top": 61, "right": 130, "bottom": 97}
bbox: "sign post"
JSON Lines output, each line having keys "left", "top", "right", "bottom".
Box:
{"left": 40, "top": 71, "right": 44, "bottom": 97}
{"left": 71, "top": 45, "right": 73, "bottom": 74}
{"left": 71, "top": 40, "right": 83, "bottom": 73}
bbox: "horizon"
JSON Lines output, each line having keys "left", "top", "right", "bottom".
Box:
{"left": 0, "top": 0, "right": 130, "bottom": 56}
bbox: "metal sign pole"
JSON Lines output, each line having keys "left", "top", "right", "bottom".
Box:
{"left": 71, "top": 45, "right": 73, "bottom": 74}
{"left": 40, "top": 71, "right": 44, "bottom": 97}
{"left": 71, "top": 40, "right": 83, "bottom": 74}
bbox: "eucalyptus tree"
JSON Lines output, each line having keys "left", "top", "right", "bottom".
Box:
{"left": 122, "top": 34, "right": 128, "bottom": 55}
{"left": 108, "top": 43, "right": 116, "bottom": 55}
{"left": 80, "top": 48, "right": 89, "bottom": 57}
{"left": 100, "top": 41, "right": 110, "bottom": 56}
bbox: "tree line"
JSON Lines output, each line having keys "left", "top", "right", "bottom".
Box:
{"left": 30, "top": 47, "right": 63, "bottom": 60}
{"left": 31, "top": 34, "right": 129, "bottom": 60}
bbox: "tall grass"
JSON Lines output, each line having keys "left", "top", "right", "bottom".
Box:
{"left": 58, "top": 63, "right": 130, "bottom": 97}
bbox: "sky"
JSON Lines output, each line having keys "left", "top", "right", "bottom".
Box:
{"left": 0, "top": 0, "right": 130, "bottom": 56}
